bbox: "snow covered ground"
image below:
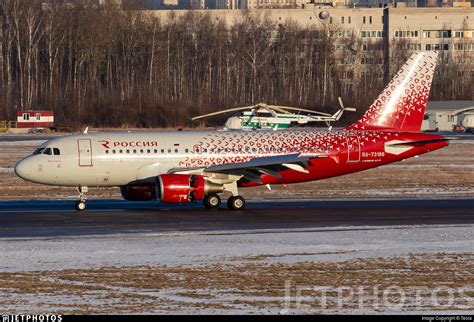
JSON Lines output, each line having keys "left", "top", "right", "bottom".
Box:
{"left": 0, "top": 223, "right": 472, "bottom": 314}
{"left": 1, "top": 224, "right": 472, "bottom": 272}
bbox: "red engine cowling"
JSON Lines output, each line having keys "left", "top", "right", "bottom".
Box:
{"left": 120, "top": 184, "right": 157, "bottom": 201}
{"left": 157, "top": 174, "right": 223, "bottom": 204}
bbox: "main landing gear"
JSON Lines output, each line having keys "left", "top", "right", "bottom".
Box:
{"left": 75, "top": 186, "right": 88, "bottom": 211}
{"left": 203, "top": 193, "right": 221, "bottom": 209}
{"left": 227, "top": 195, "right": 246, "bottom": 211}
{"left": 203, "top": 193, "right": 246, "bottom": 211}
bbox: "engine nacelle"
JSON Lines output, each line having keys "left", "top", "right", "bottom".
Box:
{"left": 120, "top": 184, "right": 157, "bottom": 201}
{"left": 157, "top": 174, "right": 223, "bottom": 204}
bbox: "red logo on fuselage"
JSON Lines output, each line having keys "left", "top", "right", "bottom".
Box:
{"left": 99, "top": 140, "right": 110, "bottom": 149}
{"left": 98, "top": 140, "right": 159, "bottom": 149}
{"left": 113, "top": 141, "right": 159, "bottom": 148}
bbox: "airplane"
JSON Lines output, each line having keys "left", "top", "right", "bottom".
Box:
{"left": 15, "top": 51, "right": 449, "bottom": 211}
{"left": 191, "top": 99, "right": 356, "bottom": 131}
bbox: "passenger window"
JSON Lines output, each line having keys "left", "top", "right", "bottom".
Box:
{"left": 161, "top": 149, "right": 164, "bottom": 153}
{"left": 185, "top": 149, "right": 189, "bottom": 153}
{"left": 106, "top": 150, "right": 109, "bottom": 154}
{"left": 53, "top": 148, "right": 60, "bottom": 155}
{"left": 154, "top": 149, "right": 157, "bottom": 153}
{"left": 43, "top": 148, "right": 52, "bottom": 155}
{"left": 147, "top": 149, "right": 151, "bottom": 153}
{"left": 140, "top": 149, "right": 144, "bottom": 153}
{"left": 175, "top": 149, "right": 178, "bottom": 153}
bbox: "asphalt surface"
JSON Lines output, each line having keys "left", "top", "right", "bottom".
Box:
{"left": 0, "top": 135, "right": 58, "bottom": 141}
{"left": 0, "top": 198, "right": 472, "bottom": 238}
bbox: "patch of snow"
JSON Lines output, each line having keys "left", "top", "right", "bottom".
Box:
{"left": 381, "top": 164, "right": 474, "bottom": 169}
{"left": 0, "top": 224, "right": 472, "bottom": 272}
{"left": 450, "top": 139, "right": 474, "bottom": 144}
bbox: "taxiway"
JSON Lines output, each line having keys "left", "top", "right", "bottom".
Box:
{"left": 0, "top": 198, "right": 472, "bottom": 238}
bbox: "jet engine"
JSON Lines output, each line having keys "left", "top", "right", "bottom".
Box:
{"left": 157, "top": 174, "right": 224, "bottom": 204}
{"left": 120, "top": 174, "right": 224, "bottom": 203}
{"left": 120, "top": 184, "right": 156, "bottom": 201}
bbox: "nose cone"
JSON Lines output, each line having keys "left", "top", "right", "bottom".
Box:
{"left": 14, "top": 158, "right": 33, "bottom": 181}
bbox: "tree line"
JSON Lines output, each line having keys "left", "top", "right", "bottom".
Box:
{"left": 0, "top": 0, "right": 472, "bottom": 128}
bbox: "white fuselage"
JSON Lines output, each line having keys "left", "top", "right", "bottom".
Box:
{"left": 15, "top": 129, "right": 336, "bottom": 187}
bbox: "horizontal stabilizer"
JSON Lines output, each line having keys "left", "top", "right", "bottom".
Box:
{"left": 387, "top": 138, "right": 451, "bottom": 147}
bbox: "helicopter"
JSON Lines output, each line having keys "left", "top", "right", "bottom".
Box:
{"left": 191, "top": 97, "right": 356, "bottom": 131}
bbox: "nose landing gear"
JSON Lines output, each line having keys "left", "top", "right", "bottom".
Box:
{"left": 75, "top": 200, "right": 86, "bottom": 211}
{"left": 75, "top": 186, "right": 88, "bottom": 211}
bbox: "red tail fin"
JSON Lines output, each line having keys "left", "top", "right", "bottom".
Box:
{"left": 348, "top": 51, "right": 438, "bottom": 132}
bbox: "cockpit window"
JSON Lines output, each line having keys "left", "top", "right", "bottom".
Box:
{"left": 33, "top": 148, "right": 45, "bottom": 155}
{"left": 43, "top": 148, "right": 52, "bottom": 155}
{"left": 53, "top": 148, "right": 60, "bottom": 155}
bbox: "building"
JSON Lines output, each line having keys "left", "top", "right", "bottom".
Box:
{"left": 147, "top": 6, "right": 474, "bottom": 69}
{"left": 422, "top": 101, "right": 474, "bottom": 131}
{"left": 17, "top": 111, "right": 55, "bottom": 129}
{"left": 246, "top": 0, "right": 306, "bottom": 9}
{"left": 144, "top": 6, "right": 473, "bottom": 103}
{"left": 119, "top": 0, "right": 472, "bottom": 8}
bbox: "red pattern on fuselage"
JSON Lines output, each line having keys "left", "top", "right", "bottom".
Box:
{"left": 177, "top": 128, "right": 447, "bottom": 187}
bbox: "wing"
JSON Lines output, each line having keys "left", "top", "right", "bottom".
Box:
{"left": 203, "top": 153, "right": 326, "bottom": 184}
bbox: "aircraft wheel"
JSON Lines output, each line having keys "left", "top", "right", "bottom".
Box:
{"left": 75, "top": 201, "right": 87, "bottom": 211}
{"left": 227, "top": 196, "right": 246, "bottom": 211}
{"left": 203, "top": 194, "right": 221, "bottom": 209}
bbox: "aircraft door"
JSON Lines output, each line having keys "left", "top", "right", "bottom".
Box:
{"left": 346, "top": 135, "right": 360, "bottom": 163}
{"left": 77, "top": 139, "right": 93, "bottom": 167}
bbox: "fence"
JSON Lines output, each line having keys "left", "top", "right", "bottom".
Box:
{"left": 0, "top": 121, "right": 17, "bottom": 132}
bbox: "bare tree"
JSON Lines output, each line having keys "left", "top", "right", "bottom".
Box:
{"left": 0, "top": 1, "right": 471, "bottom": 128}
